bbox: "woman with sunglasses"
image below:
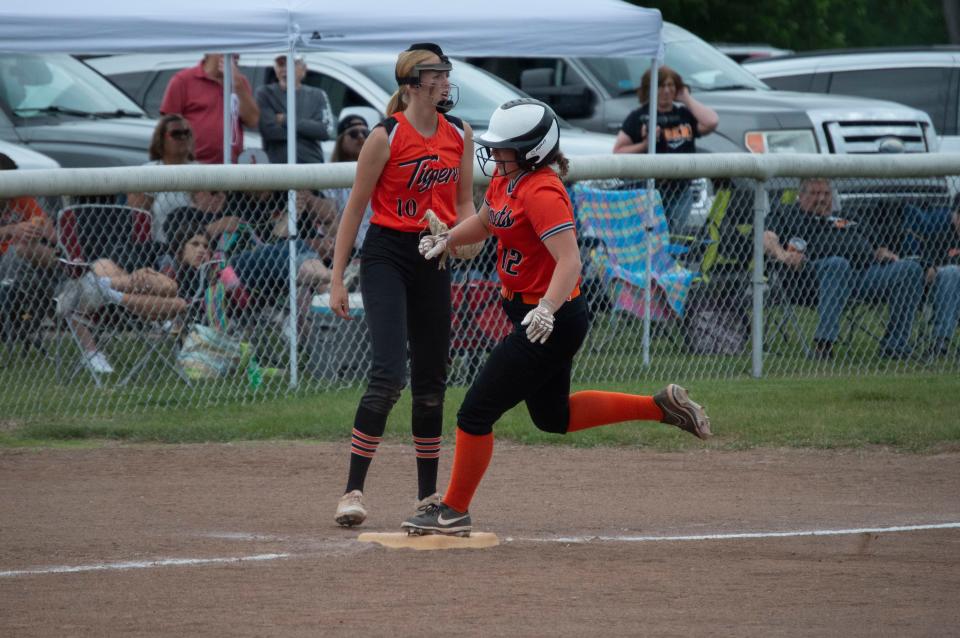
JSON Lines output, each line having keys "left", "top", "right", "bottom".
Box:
{"left": 329, "top": 43, "right": 476, "bottom": 527}
{"left": 325, "top": 115, "right": 372, "bottom": 254}
{"left": 127, "top": 115, "right": 197, "bottom": 249}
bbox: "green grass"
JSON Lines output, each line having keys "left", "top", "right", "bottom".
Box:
{"left": 2, "top": 373, "right": 957, "bottom": 452}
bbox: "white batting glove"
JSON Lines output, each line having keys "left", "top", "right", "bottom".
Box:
{"left": 419, "top": 232, "right": 449, "bottom": 260}
{"left": 520, "top": 299, "right": 557, "bottom": 344}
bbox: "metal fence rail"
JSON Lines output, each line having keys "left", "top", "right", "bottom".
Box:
{"left": 2, "top": 154, "right": 958, "bottom": 417}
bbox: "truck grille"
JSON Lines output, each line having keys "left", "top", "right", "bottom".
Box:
{"left": 824, "top": 121, "right": 928, "bottom": 154}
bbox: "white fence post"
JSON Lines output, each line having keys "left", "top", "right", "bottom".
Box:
{"left": 752, "top": 180, "right": 769, "bottom": 379}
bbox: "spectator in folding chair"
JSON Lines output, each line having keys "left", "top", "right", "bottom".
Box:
{"left": 125, "top": 114, "right": 196, "bottom": 253}
{"left": 612, "top": 65, "right": 718, "bottom": 234}
{"left": 0, "top": 153, "right": 58, "bottom": 344}
{"left": 166, "top": 204, "right": 331, "bottom": 324}
{"left": 920, "top": 204, "right": 960, "bottom": 358}
{"left": 763, "top": 178, "right": 925, "bottom": 360}
{"left": 1, "top": 174, "right": 57, "bottom": 338}
{"left": 571, "top": 182, "right": 697, "bottom": 325}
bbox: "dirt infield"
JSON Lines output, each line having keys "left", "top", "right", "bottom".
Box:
{"left": 1, "top": 442, "right": 958, "bottom": 636}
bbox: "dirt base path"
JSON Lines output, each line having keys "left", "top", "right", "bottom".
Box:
{"left": 1, "top": 443, "right": 958, "bottom": 636}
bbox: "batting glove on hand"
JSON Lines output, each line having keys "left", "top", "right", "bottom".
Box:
{"left": 520, "top": 299, "right": 557, "bottom": 344}
{"left": 419, "top": 232, "right": 449, "bottom": 261}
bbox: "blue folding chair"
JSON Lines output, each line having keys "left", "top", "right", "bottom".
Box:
{"left": 572, "top": 184, "right": 697, "bottom": 350}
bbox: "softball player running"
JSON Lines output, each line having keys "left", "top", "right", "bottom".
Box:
{"left": 402, "top": 99, "right": 711, "bottom": 537}
{"left": 329, "top": 43, "right": 476, "bottom": 526}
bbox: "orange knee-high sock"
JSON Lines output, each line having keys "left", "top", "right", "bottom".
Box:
{"left": 567, "top": 390, "right": 664, "bottom": 432}
{"left": 442, "top": 428, "right": 494, "bottom": 514}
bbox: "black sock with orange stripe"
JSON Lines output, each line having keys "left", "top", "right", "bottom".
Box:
{"left": 412, "top": 402, "right": 443, "bottom": 500}
{"left": 345, "top": 406, "right": 387, "bottom": 494}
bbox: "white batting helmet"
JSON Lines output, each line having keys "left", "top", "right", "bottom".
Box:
{"left": 476, "top": 99, "right": 560, "bottom": 176}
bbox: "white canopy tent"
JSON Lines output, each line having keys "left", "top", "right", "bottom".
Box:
{"left": 0, "top": 0, "right": 665, "bottom": 378}
{"left": 0, "top": 0, "right": 662, "bottom": 58}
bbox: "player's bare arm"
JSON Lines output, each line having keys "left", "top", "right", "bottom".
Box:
{"left": 540, "top": 228, "right": 582, "bottom": 310}
{"left": 329, "top": 125, "right": 389, "bottom": 319}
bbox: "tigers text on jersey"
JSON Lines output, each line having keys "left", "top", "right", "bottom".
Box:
{"left": 369, "top": 111, "right": 465, "bottom": 232}
{"left": 484, "top": 166, "right": 577, "bottom": 297}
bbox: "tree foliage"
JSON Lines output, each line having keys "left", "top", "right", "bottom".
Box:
{"left": 635, "top": 0, "right": 948, "bottom": 51}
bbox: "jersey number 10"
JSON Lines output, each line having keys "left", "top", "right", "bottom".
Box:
{"left": 395, "top": 198, "right": 418, "bottom": 218}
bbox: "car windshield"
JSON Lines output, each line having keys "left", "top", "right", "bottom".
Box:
{"left": 356, "top": 61, "right": 565, "bottom": 129}
{"left": 0, "top": 53, "right": 144, "bottom": 118}
{"left": 581, "top": 35, "right": 769, "bottom": 96}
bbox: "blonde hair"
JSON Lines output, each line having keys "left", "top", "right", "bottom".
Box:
{"left": 386, "top": 49, "right": 438, "bottom": 115}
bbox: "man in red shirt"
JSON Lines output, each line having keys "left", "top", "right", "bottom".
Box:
{"left": 160, "top": 54, "right": 259, "bottom": 164}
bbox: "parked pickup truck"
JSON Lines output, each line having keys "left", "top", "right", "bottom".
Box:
{"left": 465, "top": 22, "right": 952, "bottom": 220}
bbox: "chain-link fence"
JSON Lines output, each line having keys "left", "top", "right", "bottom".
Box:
{"left": 1, "top": 157, "right": 958, "bottom": 417}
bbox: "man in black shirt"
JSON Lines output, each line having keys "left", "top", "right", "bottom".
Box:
{"left": 763, "top": 178, "right": 924, "bottom": 359}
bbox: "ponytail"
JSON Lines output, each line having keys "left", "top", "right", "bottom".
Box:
{"left": 552, "top": 152, "right": 570, "bottom": 179}
{"left": 386, "top": 89, "right": 406, "bottom": 115}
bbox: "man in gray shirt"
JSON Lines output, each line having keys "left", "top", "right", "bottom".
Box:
{"left": 256, "top": 55, "right": 335, "bottom": 164}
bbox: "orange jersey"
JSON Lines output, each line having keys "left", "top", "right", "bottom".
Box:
{"left": 484, "top": 167, "right": 577, "bottom": 296}
{"left": 369, "top": 111, "right": 465, "bottom": 232}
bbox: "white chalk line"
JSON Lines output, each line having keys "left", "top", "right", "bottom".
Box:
{"left": 0, "top": 553, "right": 290, "bottom": 578}
{"left": 3, "top": 522, "right": 958, "bottom": 578}
{"left": 512, "top": 522, "right": 960, "bottom": 544}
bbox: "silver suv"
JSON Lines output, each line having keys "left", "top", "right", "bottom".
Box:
{"left": 743, "top": 48, "right": 960, "bottom": 153}
{"left": 0, "top": 53, "right": 155, "bottom": 167}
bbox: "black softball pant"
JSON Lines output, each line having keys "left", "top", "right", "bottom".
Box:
{"left": 457, "top": 294, "right": 590, "bottom": 436}
{"left": 355, "top": 224, "right": 451, "bottom": 425}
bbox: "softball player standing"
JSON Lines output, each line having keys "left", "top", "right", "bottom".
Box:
{"left": 403, "top": 99, "right": 711, "bottom": 537}
{"left": 329, "top": 43, "right": 476, "bottom": 526}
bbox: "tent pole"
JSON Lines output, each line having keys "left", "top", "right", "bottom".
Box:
{"left": 643, "top": 59, "right": 659, "bottom": 368}
{"left": 285, "top": 46, "right": 300, "bottom": 389}
{"left": 223, "top": 54, "right": 233, "bottom": 165}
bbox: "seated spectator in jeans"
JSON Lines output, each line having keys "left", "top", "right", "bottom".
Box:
{"left": 921, "top": 205, "right": 960, "bottom": 357}
{"left": 0, "top": 153, "right": 58, "bottom": 331}
{"left": 763, "top": 178, "right": 924, "bottom": 359}
{"left": 126, "top": 115, "right": 196, "bottom": 245}
{"left": 163, "top": 221, "right": 329, "bottom": 337}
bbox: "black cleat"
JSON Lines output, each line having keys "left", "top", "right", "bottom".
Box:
{"left": 401, "top": 502, "right": 472, "bottom": 537}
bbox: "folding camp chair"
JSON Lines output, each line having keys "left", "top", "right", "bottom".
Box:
{"left": 572, "top": 184, "right": 697, "bottom": 353}
{"left": 448, "top": 278, "right": 512, "bottom": 385}
{"left": 53, "top": 203, "right": 186, "bottom": 386}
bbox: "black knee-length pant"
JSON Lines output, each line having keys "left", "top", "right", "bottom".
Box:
{"left": 355, "top": 224, "right": 451, "bottom": 433}
{"left": 457, "top": 294, "right": 589, "bottom": 436}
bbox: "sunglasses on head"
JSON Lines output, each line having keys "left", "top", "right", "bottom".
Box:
{"left": 347, "top": 128, "right": 369, "bottom": 140}
{"left": 168, "top": 129, "right": 192, "bottom": 140}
